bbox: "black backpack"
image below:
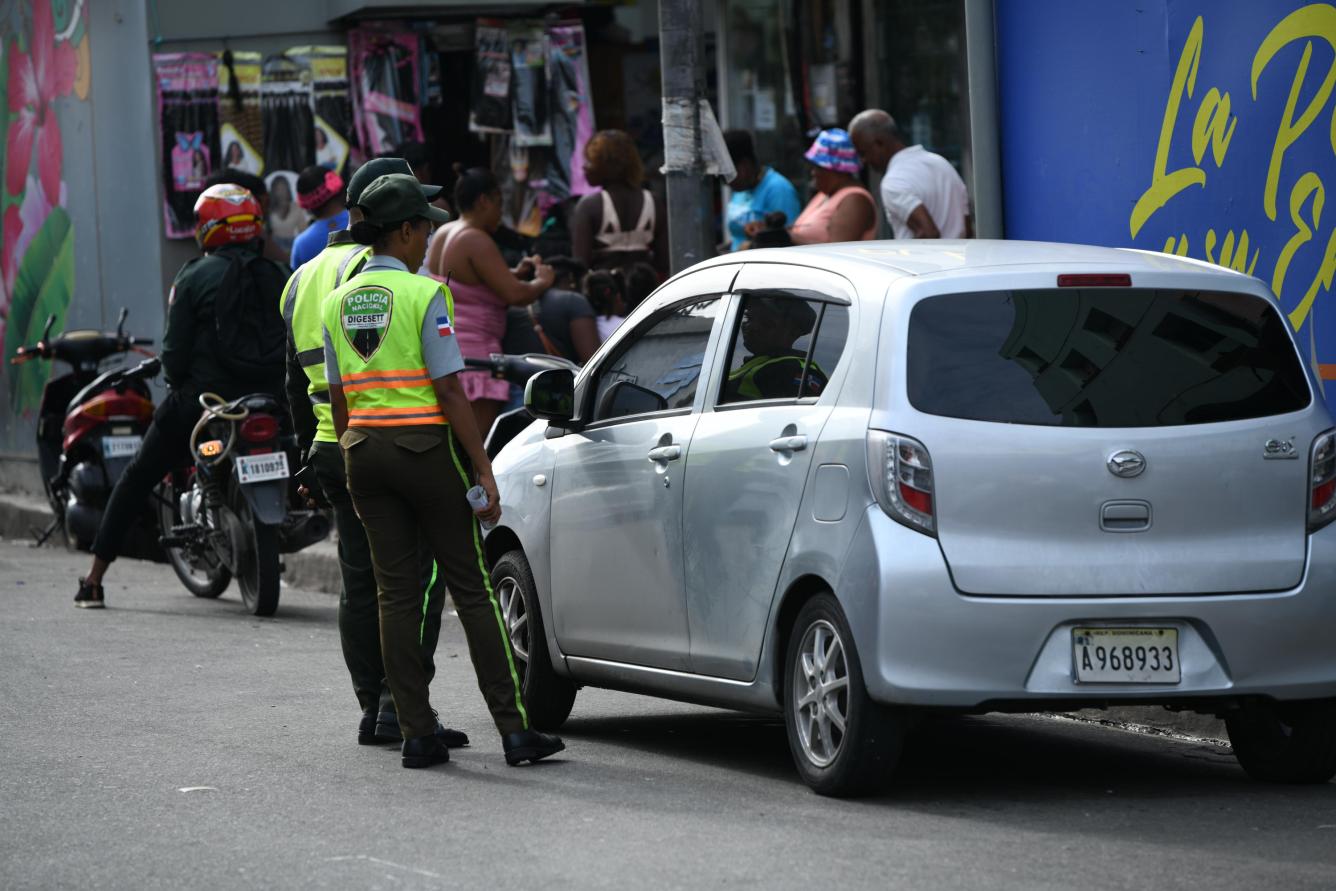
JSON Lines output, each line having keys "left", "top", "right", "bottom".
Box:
{"left": 214, "top": 252, "right": 288, "bottom": 386}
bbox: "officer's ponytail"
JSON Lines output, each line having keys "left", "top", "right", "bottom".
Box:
{"left": 352, "top": 218, "right": 420, "bottom": 248}
{"left": 350, "top": 219, "right": 384, "bottom": 245}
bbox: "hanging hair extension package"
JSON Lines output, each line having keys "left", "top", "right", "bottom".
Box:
{"left": 217, "top": 50, "right": 264, "bottom": 176}
{"left": 153, "top": 52, "right": 222, "bottom": 238}
{"left": 469, "top": 20, "right": 512, "bottom": 134}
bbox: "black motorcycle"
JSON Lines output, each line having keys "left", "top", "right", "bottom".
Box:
{"left": 10, "top": 309, "right": 159, "bottom": 553}
{"left": 464, "top": 353, "right": 581, "bottom": 457}
{"left": 156, "top": 391, "right": 329, "bottom": 616}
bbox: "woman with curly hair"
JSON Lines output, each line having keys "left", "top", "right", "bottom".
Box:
{"left": 571, "top": 129, "right": 668, "bottom": 278}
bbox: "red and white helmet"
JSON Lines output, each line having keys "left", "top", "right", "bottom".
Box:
{"left": 193, "top": 183, "right": 262, "bottom": 249}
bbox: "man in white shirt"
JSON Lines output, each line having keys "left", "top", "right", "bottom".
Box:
{"left": 849, "top": 109, "right": 970, "bottom": 240}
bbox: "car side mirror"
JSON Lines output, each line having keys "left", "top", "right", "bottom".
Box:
{"left": 598, "top": 380, "right": 668, "bottom": 420}
{"left": 525, "top": 368, "right": 577, "bottom": 423}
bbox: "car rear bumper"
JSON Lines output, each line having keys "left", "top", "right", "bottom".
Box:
{"left": 837, "top": 507, "right": 1336, "bottom": 709}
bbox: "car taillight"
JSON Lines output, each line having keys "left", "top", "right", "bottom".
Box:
{"left": 867, "top": 430, "right": 935, "bottom": 535}
{"left": 1311, "top": 429, "right": 1336, "bottom": 532}
{"left": 240, "top": 413, "right": 278, "bottom": 443}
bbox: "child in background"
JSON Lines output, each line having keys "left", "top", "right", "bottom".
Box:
{"left": 620, "top": 261, "right": 659, "bottom": 315}
{"left": 585, "top": 270, "right": 626, "bottom": 342}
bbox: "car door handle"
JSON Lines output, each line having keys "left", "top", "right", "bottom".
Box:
{"left": 769, "top": 435, "right": 808, "bottom": 452}
{"left": 647, "top": 445, "right": 682, "bottom": 462}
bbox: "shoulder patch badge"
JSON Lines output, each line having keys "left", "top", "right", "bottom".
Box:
{"left": 341, "top": 285, "right": 393, "bottom": 361}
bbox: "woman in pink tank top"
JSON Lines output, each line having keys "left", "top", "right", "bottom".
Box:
{"left": 425, "top": 167, "right": 556, "bottom": 436}
{"left": 787, "top": 128, "right": 877, "bottom": 245}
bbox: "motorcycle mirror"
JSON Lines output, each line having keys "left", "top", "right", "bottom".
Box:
{"left": 116, "top": 306, "right": 128, "bottom": 337}
{"left": 40, "top": 314, "right": 55, "bottom": 342}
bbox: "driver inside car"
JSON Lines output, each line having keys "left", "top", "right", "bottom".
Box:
{"left": 723, "top": 296, "right": 826, "bottom": 402}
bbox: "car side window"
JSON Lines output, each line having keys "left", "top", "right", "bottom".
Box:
{"left": 591, "top": 298, "right": 722, "bottom": 423}
{"left": 719, "top": 291, "right": 846, "bottom": 405}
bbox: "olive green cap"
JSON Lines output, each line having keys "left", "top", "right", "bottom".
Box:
{"left": 346, "top": 157, "right": 442, "bottom": 206}
{"left": 357, "top": 173, "right": 451, "bottom": 226}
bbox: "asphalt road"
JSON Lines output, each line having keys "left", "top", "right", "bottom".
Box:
{"left": 2, "top": 539, "right": 1334, "bottom": 890}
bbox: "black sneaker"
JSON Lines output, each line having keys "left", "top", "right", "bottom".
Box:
{"left": 374, "top": 711, "right": 469, "bottom": 748}
{"left": 401, "top": 734, "right": 450, "bottom": 769}
{"left": 503, "top": 729, "right": 565, "bottom": 766}
{"left": 74, "top": 578, "right": 105, "bottom": 609}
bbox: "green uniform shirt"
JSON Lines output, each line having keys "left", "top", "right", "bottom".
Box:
{"left": 280, "top": 232, "right": 370, "bottom": 447}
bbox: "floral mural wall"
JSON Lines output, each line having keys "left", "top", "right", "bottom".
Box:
{"left": 0, "top": 0, "right": 88, "bottom": 415}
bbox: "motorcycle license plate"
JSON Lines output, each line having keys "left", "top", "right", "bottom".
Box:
{"left": 101, "top": 435, "right": 142, "bottom": 459}
{"left": 235, "top": 452, "right": 290, "bottom": 484}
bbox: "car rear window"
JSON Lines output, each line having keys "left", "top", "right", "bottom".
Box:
{"left": 907, "top": 289, "right": 1311, "bottom": 427}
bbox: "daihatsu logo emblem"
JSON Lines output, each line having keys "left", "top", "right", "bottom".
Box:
{"left": 1107, "top": 450, "right": 1146, "bottom": 478}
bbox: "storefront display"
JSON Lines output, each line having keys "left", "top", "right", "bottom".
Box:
{"left": 349, "top": 25, "right": 424, "bottom": 156}
{"left": 218, "top": 50, "right": 264, "bottom": 176}
{"left": 154, "top": 53, "right": 222, "bottom": 239}
{"left": 470, "top": 22, "right": 512, "bottom": 134}
{"left": 289, "top": 45, "right": 357, "bottom": 176}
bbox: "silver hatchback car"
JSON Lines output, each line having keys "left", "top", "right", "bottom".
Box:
{"left": 483, "top": 241, "right": 1336, "bottom": 796}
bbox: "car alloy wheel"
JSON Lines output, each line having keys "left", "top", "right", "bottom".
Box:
{"left": 794, "top": 618, "right": 850, "bottom": 768}
{"left": 496, "top": 575, "right": 530, "bottom": 663}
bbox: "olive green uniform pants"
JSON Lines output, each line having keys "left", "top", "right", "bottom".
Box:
{"left": 342, "top": 424, "right": 529, "bottom": 740}
{"left": 309, "top": 440, "right": 444, "bottom": 717}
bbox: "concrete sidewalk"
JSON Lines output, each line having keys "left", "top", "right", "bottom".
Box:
{"left": 0, "top": 491, "right": 343, "bottom": 596}
{"left": 0, "top": 490, "right": 1227, "bottom": 740}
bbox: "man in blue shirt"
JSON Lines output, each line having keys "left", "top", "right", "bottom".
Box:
{"left": 723, "top": 130, "right": 802, "bottom": 251}
{"left": 290, "top": 165, "right": 349, "bottom": 268}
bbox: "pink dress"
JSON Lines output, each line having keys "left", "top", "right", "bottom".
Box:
{"left": 789, "top": 186, "right": 877, "bottom": 244}
{"left": 429, "top": 274, "right": 511, "bottom": 403}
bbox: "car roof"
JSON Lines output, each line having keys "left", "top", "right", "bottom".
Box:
{"left": 693, "top": 239, "right": 1248, "bottom": 282}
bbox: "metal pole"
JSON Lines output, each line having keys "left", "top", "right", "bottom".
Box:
{"left": 964, "top": 0, "right": 1004, "bottom": 238}
{"left": 658, "top": 0, "right": 713, "bottom": 274}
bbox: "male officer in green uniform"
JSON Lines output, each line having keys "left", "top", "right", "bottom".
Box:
{"left": 724, "top": 295, "right": 826, "bottom": 401}
{"left": 322, "top": 173, "right": 564, "bottom": 769}
{"left": 281, "top": 158, "right": 464, "bottom": 749}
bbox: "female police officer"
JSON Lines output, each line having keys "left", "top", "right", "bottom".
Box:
{"left": 322, "top": 173, "right": 564, "bottom": 769}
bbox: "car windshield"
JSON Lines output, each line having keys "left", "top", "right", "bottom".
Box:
{"left": 907, "top": 288, "right": 1312, "bottom": 427}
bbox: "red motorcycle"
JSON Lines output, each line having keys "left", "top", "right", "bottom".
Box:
{"left": 11, "top": 309, "right": 160, "bottom": 554}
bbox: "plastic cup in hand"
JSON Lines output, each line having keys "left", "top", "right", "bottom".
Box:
{"left": 466, "top": 485, "right": 495, "bottom": 530}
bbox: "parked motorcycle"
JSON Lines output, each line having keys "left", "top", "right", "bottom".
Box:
{"left": 464, "top": 353, "right": 580, "bottom": 457}
{"left": 156, "top": 390, "right": 330, "bottom": 616}
{"left": 10, "top": 309, "right": 160, "bottom": 554}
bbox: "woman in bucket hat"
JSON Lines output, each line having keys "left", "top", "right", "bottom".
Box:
{"left": 749, "top": 128, "right": 877, "bottom": 245}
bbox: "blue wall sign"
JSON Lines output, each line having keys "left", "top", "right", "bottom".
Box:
{"left": 997, "top": 1, "right": 1336, "bottom": 387}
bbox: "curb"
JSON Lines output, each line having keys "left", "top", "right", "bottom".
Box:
{"left": 0, "top": 492, "right": 342, "bottom": 597}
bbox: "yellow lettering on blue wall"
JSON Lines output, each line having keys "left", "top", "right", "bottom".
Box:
{"left": 1131, "top": 17, "right": 1208, "bottom": 239}
{"left": 1251, "top": 5, "right": 1336, "bottom": 221}
{"left": 1273, "top": 171, "right": 1324, "bottom": 297}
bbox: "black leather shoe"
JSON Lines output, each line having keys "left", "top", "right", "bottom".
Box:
{"left": 357, "top": 711, "right": 387, "bottom": 745}
{"left": 503, "top": 729, "right": 565, "bottom": 766}
{"left": 374, "top": 711, "right": 470, "bottom": 748}
{"left": 74, "top": 578, "right": 105, "bottom": 609}
{"left": 402, "top": 734, "right": 450, "bottom": 769}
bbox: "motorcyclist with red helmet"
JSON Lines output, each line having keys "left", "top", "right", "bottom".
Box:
{"left": 74, "top": 184, "right": 290, "bottom": 608}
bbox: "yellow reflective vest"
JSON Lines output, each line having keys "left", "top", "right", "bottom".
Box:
{"left": 323, "top": 268, "right": 454, "bottom": 428}
{"left": 280, "top": 241, "right": 369, "bottom": 443}
{"left": 727, "top": 354, "right": 825, "bottom": 400}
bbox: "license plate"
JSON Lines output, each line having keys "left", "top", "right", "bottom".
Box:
{"left": 235, "top": 451, "right": 290, "bottom": 484}
{"left": 1073, "top": 627, "right": 1180, "bottom": 684}
{"left": 101, "top": 435, "right": 142, "bottom": 459}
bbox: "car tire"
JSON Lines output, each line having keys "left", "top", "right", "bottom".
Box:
{"left": 491, "top": 549, "right": 577, "bottom": 731}
{"left": 1226, "top": 698, "right": 1336, "bottom": 784}
{"left": 784, "top": 593, "right": 904, "bottom": 797}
